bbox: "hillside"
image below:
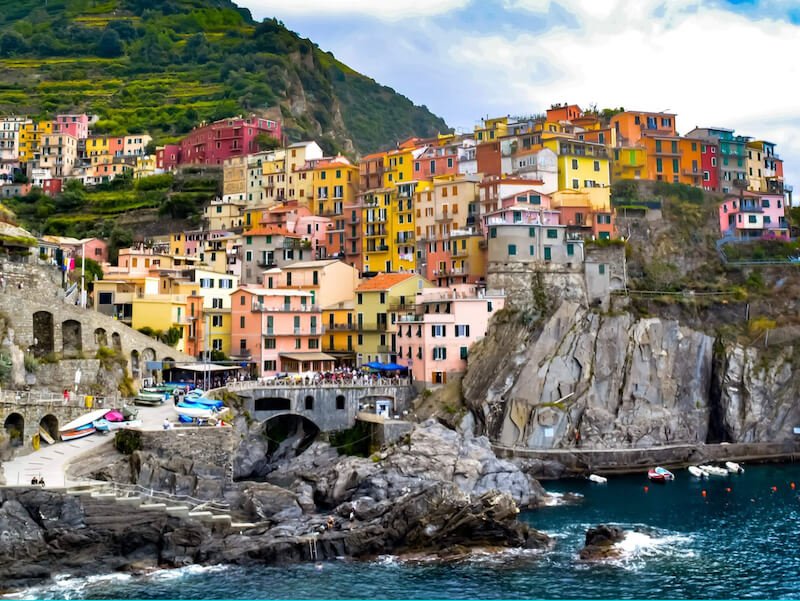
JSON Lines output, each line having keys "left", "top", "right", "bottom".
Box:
{"left": 0, "top": 0, "right": 449, "bottom": 154}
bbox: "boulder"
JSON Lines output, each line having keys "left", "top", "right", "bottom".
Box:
{"left": 578, "top": 524, "right": 625, "bottom": 560}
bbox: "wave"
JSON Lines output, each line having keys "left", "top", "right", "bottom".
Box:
{"left": 15, "top": 571, "right": 134, "bottom": 600}
{"left": 540, "top": 491, "right": 584, "bottom": 507}
{"left": 597, "top": 526, "right": 696, "bottom": 571}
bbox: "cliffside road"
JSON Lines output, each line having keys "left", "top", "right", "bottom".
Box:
{"left": 1, "top": 401, "right": 177, "bottom": 488}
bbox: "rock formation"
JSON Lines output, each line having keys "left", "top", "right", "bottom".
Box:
{"left": 578, "top": 524, "right": 626, "bottom": 560}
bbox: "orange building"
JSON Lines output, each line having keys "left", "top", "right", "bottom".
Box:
{"left": 610, "top": 111, "right": 677, "bottom": 146}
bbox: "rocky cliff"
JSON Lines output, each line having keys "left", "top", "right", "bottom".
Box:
{"left": 462, "top": 301, "right": 800, "bottom": 449}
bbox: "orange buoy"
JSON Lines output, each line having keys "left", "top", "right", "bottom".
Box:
{"left": 644, "top": 486, "right": 649, "bottom": 492}
{"left": 791, "top": 482, "right": 796, "bottom": 490}
{"left": 771, "top": 486, "right": 778, "bottom": 492}
{"left": 701, "top": 490, "right": 707, "bottom": 497}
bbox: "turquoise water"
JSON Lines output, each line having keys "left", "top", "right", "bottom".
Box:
{"left": 27, "top": 463, "right": 800, "bottom": 599}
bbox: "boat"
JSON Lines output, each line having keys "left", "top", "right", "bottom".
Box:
{"left": 104, "top": 410, "right": 125, "bottom": 422}
{"left": 95, "top": 418, "right": 143, "bottom": 432}
{"left": 725, "top": 461, "right": 744, "bottom": 473}
{"left": 699, "top": 464, "right": 729, "bottom": 477}
{"left": 688, "top": 465, "right": 707, "bottom": 478}
{"left": 122, "top": 405, "right": 139, "bottom": 420}
{"left": 60, "top": 423, "right": 96, "bottom": 441}
{"left": 647, "top": 466, "right": 675, "bottom": 482}
{"left": 588, "top": 474, "right": 607, "bottom": 484}
{"left": 59, "top": 409, "right": 110, "bottom": 434}
{"left": 175, "top": 401, "right": 225, "bottom": 420}
{"left": 134, "top": 389, "right": 167, "bottom": 406}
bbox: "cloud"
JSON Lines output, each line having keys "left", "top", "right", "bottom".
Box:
{"left": 241, "top": 0, "right": 470, "bottom": 21}
{"left": 238, "top": 0, "right": 800, "bottom": 188}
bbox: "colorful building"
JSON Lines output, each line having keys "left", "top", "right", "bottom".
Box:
{"left": 686, "top": 127, "right": 750, "bottom": 194}
{"left": 718, "top": 192, "right": 788, "bottom": 240}
{"left": 610, "top": 111, "right": 677, "bottom": 146}
{"left": 396, "top": 284, "right": 505, "bottom": 385}
{"left": 18, "top": 120, "right": 53, "bottom": 164}
{"left": 53, "top": 114, "right": 89, "bottom": 140}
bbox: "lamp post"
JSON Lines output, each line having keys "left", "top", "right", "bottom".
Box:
{"left": 80, "top": 241, "right": 86, "bottom": 308}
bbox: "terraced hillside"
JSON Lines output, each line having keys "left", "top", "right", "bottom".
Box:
{"left": 0, "top": 0, "right": 449, "bottom": 154}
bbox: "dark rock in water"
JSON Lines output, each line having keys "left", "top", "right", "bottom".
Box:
{"left": 579, "top": 524, "right": 626, "bottom": 560}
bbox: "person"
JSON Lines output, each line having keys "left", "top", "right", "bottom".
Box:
{"left": 63, "top": 389, "right": 69, "bottom": 403}
{"left": 163, "top": 418, "right": 172, "bottom": 430}
{"left": 39, "top": 477, "right": 45, "bottom": 488}
{"left": 326, "top": 516, "right": 334, "bottom": 530}
{"left": 31, "top": 476, "right": 38, "bottom": 486}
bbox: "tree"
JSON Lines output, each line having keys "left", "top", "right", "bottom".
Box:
{"left": 97, "top": 28, "right": 124, "bottom": 58}
{"left": 108, "top": 226, "right": 133, "bottom": 264}
{"left": 0, "top": 31, "right": 28, "bottom": 56}
{"left": 255, "top": 133, "right": 281, "bottom": 151}
{"left": 58, "top": 179, "right": 87, "bottom": 211}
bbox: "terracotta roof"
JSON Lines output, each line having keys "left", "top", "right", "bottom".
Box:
{"left": 361, "top": 151, "right": 387, "bottom": 161}
{"left": 356, "top": 272, "right": 415, "bottom": 292}
{"left": 243, "top": 225, "right": 300, "bottom": 238}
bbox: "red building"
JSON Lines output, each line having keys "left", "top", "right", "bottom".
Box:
{"left": 476, "top": 141, "right": 502, "bottom": 177}
{"left": 700, "top": 141, "right": 720, "bottom": 192}
{"left": 156, "top": 115, "right": 281, "bottom": 170}
{"left": 413, "top": 146, "right": 458, "bottom": 179}
{"left": 42, "top": 178, "right": 62, "bottom": 197}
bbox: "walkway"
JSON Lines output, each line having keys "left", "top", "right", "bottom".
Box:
{"left": 1, "top": 400, "right": 177, "bottom": 488}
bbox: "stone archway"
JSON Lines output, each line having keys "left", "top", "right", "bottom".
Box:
{"left": 111, "top": 332, "right": 122, "bottom": 351}
{"left": 262, "top": 413, "right": 320, "bottom": 464}
{"left": 62, "top": 320, "right": 82, "bottom": 356}
{"left": 38, "top": 414, "right": 58, "bottom": 444}
{"left": 254, "top": 397, "right": 291, "bottom": 412}
{"left": 32, "top": 311, "right": 54, "bottom": 357}
{"left": 94, "top": 328, "right": 108, "bottom": 348}
{"left": 3, "top": 412, "right": 24, "bottom": 447}
{"left": 130, "top": 350, "right": 141, "bottom": 379}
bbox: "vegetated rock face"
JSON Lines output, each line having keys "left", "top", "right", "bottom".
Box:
{"left": 463, "top": 300, "right": 800, "bottom": 449}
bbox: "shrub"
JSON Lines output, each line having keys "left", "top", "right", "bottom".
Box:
{"left": 114, "top": 429, "right": 142, "bottom": 455}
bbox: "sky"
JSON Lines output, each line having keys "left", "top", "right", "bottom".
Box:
{"left": 239, "top": 0, "right": 800, "bottom": 189}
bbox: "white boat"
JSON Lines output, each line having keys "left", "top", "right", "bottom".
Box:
{"left": 725, "top": 461, "right": 744, "bottom": 473}
{"left": 60, "top": 424, "right": 96, "bottom": 441}
{"left": 174, "top": 404, "right": 224, "bottom": 419}
{"left": 699, "top": 464, "right": 729, "bottom": 477}
{"left": 588, "top": 474, "right": 607, "bottom": 484}
{"left": 688, "top": 466, "right": 707, "bottom": 478}
{"left": 59, "top": 408, "right": 110, "bottom": 433}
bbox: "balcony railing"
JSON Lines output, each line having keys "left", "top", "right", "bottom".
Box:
{"left": 356, "top": 322, "right": 388, "bottom": 332}
{"left": 263, "top": 326, "right": 326, "bottom": 336}
{"left": 397, "top": 234, "right": 415, "bottom": 244}
{"left": 328, "top": 323, "right": 354, "bottom": 330}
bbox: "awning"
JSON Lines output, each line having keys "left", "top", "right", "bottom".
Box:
{"left": 173, "top": 362, "right": 242, "bottom": 372}
{"left": 279, "top": 352, "right": 337, "bottom": 362}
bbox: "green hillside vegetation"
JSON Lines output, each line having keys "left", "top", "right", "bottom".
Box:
{"left": 0, "top": 0, "right": 449, "bottom": 154}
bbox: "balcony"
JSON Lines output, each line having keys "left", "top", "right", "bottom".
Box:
{"left": 264, "top": 326, "right": 326, "bottom": 336}
{"left": 283, "top": 239, "right": 303, "bottom": 249}
{"left": 365, "top": 228, "right": 387, "bottom": 238}
{"left": 397, "top": 234, "right": 415, "bottom": 244}
{"left": 257, "top": 260, "right": 277, "bottom": 269}
{"left": 452, "top": 246, "right": 469, "bottom": 258}
{"left": 377, "top": 345, "right": 391, "bottom": 353}
{"left": 682, "top": 169, "right": 702, "bottom": 177}
{"left": 653, "top": 148, "right": 682, "bottom": 157}
{"left": 356, "top": 322, "right": 388, "bottom": 332}
{"left": 328, "top": 323, "right": 354, "bottom": 330}
{"left": 320, "top": 209, "right": 342, "bottom": 217}
{"left": 377, "top": 244, "right": 390, "bottom": 251}
{"left": 389, "top": 303, "right": 415, "bottom": 311}
{"left": 436, "top": 214, "right": 453, "bottom": 223}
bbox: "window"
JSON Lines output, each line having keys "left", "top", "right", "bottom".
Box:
{"left": 455, "top": 324, "right": 470, "bottom": 337}
{"left": 749, "top": 215, "right": 757, "bottom": 224}
{"left": 571, "top": 159, "right": 578, "bottom": 169}
{"left": 295, "top": 338, "right": 302, "bottom": 349}
{"left": 599, "top": 264, "right": 606, "bottom": 275}
{"left": 264, "top": 338, "right": 276, "bottom": 349}
{"left": 336, "top": 395, "right": 346, "bottom": 410}
{"left": 656, "top": 158, "right": 663, "bottom": 173}
{"left": 305, "top": 396, "right": 314, "bottom": 410}
{"left": 240, "top": 316, "right": 245, "bottom": 328}
{"left": 544, "top": 247, "right": 552, "bottom": 262}
{"left": 379, "top": 292, "right": 386, "bottom": 304}
{"left": 357, "top": 293, "right": 363, "bottom": 304}
{"left": 432, "top": 325, "right": 446, "bottom": 337}
{"left": 240, "top": 295, "right": 246, "bottom": 305}
{"left": 672, "top": 159, "right": 679, "bottom": 173}
{"left": 529, "top": 227, "right": 536, "bottom": 237}
{"left": 508, "top": 244, "right": 517, "bottom": 256}
{"left": 460, "top": 346, "right": 468, "bottom": 360}
{"left": 432, "top": 347, "right": 447, "bottom": 360}
{"left": 211, "top": 315, "right": 223, "bottom": 328}
{"left": 567, "top": 243, "right": 574, "bottom": 256}
{"left": 711, "top": 157, "right": 717, "bottom": 167}
{"left": 490, "top": 227, "right": 497, "bottom": 239}
{"left": 703, "top": 171, "right": 710, "bottom": 181}
{"left": 246, "top": 236, "right": 252, "bottom": 245}
{"left": 263, "top": 360, "right": 276, "bottom": 371}
{"left": 245, "top": 251, "right": 252, "bottom": 261}
{"left": 529, "top": 245, "right": 535, "bottom": 256}
{"left": 593, "top": 160, "right": 600, "bottom": 172}
{"left": 308, "top": 339, "right": 319, "bottom": 349}
{"left": 286, "top": 272, "right": 292, "bottom": 286}
{"left": 761, "top": 199, "right": 770, "bottom": 208}
{"left": 572, "top": 179, "right": 579, "bottom": 189}
{"left": 546, "top": 229, "right": 558, "bottom": 239}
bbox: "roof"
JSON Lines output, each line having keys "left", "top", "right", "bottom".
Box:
{"left": 361, "top": 151, "right": 387, "bottom": 161}
{"left": 356, "top": 272, "right": 416, "bottom": 292}
{"left": 233, "top": 287, "right": 312, "bottom": 297}
{"left": 279, "top": 352, "right": 336, "bottom": 362}
{"left": 283, "top": 259, "right": 341, "bottom": 269}
{"left": 288, "top": 141, "right": 317, "bottom": 148}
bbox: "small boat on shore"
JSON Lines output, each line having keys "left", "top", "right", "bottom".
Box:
{"left": 688, "top": 466, "right": 708, "bottom": 478}
{"left": 134, "top": 388, "right": 167, "bottom": 406}
{"left": 175, "top": 401, "right": 225, "bottom": 420}
{"left": 725, "top": 461, "right": 744, "bottom": 473}
{"left": 58, "top": 408, "right": 108, "bottom": 442}
{"left": 588, "top": 474, "right": 607, "bottom": 484}
{"left": 699, "top": 464, "right": 729, "bottom": 477}
{"left": 60, "top": 423, "right": 96, "bottom": 441}
{"left": 648, "top": 467, "right": 675, "bottom": 482}
{"left": 94, "top": 418, "right": 143, "bottom": 432}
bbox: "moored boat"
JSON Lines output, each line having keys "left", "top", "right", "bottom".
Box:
{"left": 588, "top": 474, "right": 607, "bottom": 484}
{"left": 59, "top": 409, "right": 109, "bottom": 433}
{"left": 688, "top": 465, "right": 707, "bottom": 478}
{"left": 175, "top": 401, "right": 225, "bottom": 420}
{"left": 699, "top": 464, "right": 728, "bottom": 477}
{"left": 725, "top": 461, "right": 744, "bottom": 473}
{"left": 134, "top": 389, "right": 166, "bottom": 406}
{"left": 648, "top": 466, "right": 675, "bottom": 482}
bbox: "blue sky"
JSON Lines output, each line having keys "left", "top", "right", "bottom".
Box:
{"left": 239, "top": 0, "right": 800, "bottom": 188}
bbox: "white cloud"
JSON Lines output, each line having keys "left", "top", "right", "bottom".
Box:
{"left": 241, "top": 0, "right": 470, "bottom": 21}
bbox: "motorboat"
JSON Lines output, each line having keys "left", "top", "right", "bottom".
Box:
{"left": 94, "top": 418, "right": 143, "bottom": 432}
{"left": 175, "top": 401, "right": 225, "bottom": 420}
{"left": 647, "top": 466, "right": 675, "bottom": 482}
{"left": 725, "top": 461, "right": 744, "bottom": 473}
{"left": 60, "top": 423, "right": 96, "bottom": 441}
{"left": 134, "top": 388, "right": 167, "bottom": 406}
{"left": 699, "top": 464, "right": 729, "bottom": 477}
{"left": 588, "top": 474, "right": 607, "bottom": 484}
{"left": 59, "top": 408, "right": 108, "bottom": 436}
{"left": 688, "top": 465, "right": 708, "bottom": 478}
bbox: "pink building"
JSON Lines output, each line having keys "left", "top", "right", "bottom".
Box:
{"left": 157, "top": 144, "right": 181, "bottom": 171}
{"left": 719, "top": 192, "right": 788, "bottom": 240}
{"left": 230, "top": 287, "right": 334, "bottom": 376}
{"left": 413, "top": 145, "right": 459, "bottom": 179}
{"left": 396, "top": 285, "right": 505, "bottom": 385}
{"left": 500, "top": 189, "right": 552, "bottom": 210}
{"left": 53, "top": 114, "right": 89, "bottom": 140}
{"left": 483, "top": 203, "right": 561, "bottom": 229}
{"left": 77, "top": 238, "right": 109, "bottom": 264}
{"left": 157, "top": 115, "right": 282, "bottom": 169}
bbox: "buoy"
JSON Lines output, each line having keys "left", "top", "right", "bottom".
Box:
{"left": 771, "top": 486, "right": 778, "bottom": 492}
{"left": 725, "top": 487, "right": 732, "bottom": 493}
{"left": 791, "top": 482, "right": 796, "bottom": 490}
{"left": 701, "top": 490, "right": 707, "bottom": 497}
{"left": 643, "top": 486, "right": 649, "bottom": 493}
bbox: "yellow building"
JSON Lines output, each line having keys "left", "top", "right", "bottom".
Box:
{"left": 611, "top": 146, "right": 648, "bottom": 181}
{"left": 323, "top": 300, "right": 355, "bottom": 360}
{"left": 474, "top": 116, "right": 509, "bottom": 144}
{"left": 312, "top": 156, "right": 359, "bottom": 217}
{"left": 131, "top": 279, "right": 198, "bottom": 353}
{"left": 222, "top": 156, "right": 248, "bottom": 203}
{"left": 18, "top": 120, "right": 53, "bottom": 164}
{"left": 354, "top": 272, "right": 432, "bottom": 364}
{"left": 286, "top": 141, "right": 324, "bottom": 205}
{"left": 262, "top": 148, "right": 287, "bottom": 204}
{"left": 361, "top": 188, "right": 393, "bottom": 273}
{"left": 86, "top": 136, "right": 110, "bottom": 166}
{"left": 134, "top": 155, "right": 157, "bottom": 179}
{"left": 544, "top": 136, "right": 611, "bottom": 211}
{"left": 383, "top": 147, "right": 415, "bottom": 187}
{"left": 190, "top": 268, "right": 238, "bottom": 356}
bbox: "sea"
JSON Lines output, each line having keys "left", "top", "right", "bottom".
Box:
{"left": 18, "top": 463, "right": 800, "bottom": 600}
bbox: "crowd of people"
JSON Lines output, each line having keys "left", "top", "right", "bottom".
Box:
{"left": 251, "top": 367, "right": 408, "bottom": 387}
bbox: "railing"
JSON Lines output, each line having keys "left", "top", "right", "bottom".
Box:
{"left": 0, "top": 389, "right": 121, "bottom": 407}
{"left": 251, "top": 303, "right": 321, "bottom": 312}
{"left": 228, "top": 376, "right": 411, "bottom": 390}
{"left": 356, "top": 322, "right": 387, "bottom": 332}
{"left": 264, "top": 326, "right": 326, "bottom": 336}
{"left": 328, "top": 323, "right": 354, "bottom": 330}
{"left": 98, "top": 482, "right": 230, "bottom": 514}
